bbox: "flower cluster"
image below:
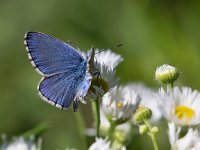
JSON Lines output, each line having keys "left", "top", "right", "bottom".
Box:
{"left": 86, "top": 50, "right": 165, "bottom": 149}
{"left": 87, "top": 61, "right": 200, "bottom": 150}
{"left": 9, "top": 45, "right": 200, "bottom": 150}
{"left": 155, "top": 65, "right": 200, "bottom": 150}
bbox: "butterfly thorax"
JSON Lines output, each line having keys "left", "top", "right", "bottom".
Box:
{"left": 73, "top": 59, "right": 92, "bottom": 111}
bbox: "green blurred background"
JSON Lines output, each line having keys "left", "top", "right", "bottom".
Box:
{"left": 1, "top": 0, "right": 200, "bottom": 149}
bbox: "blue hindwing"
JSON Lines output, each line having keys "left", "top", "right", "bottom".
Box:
{"left": 38, "top": 60, "right": 88, "bottom": 110}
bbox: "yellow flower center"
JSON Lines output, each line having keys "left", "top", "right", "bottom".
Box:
{"left": 117, "top": 101, "right": 124, "bottom": 109}
{"left": 175, "top": 105, "right": 195, "bottom": 124}
{"left": 136, "top": 105, "right": 146, "bottom": 113}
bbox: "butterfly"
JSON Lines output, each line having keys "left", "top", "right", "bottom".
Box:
{"left": 24, "top": 32, "right": 95, "bottom": 112}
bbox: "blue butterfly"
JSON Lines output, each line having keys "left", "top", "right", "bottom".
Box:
{"left": 24, "top": 32, "right": 95, "bottom": 112}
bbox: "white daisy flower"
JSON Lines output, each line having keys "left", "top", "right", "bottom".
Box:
{"left": 1, "top": 136, "right": 40, "bottom": 150}
{"left": 89, "top": 50, "right": 123, "bottom": 99}
{"left": 89, "top": 138, "right": 126, "bottom": 150}
{"left": 128, "top": 83, "right": 163, "bottom": 123}
{"left": 168, "top": 122, "right": 200, "bottom": 150}
{"left": 102, "top": 85, "right": 141, "bottom": 123}
{"left": 157, "top": 87, "right": 200, "bottom": 126}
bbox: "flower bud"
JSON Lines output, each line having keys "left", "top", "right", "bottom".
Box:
{"left": 133, "top": 107, "right": 152, "bottom": 123}
{"left": 114, "top": 131, "right": 125, "bottom": 143}
{"left": 139, "top": 125, "right": 148, "bottom": 135}
{"left": 155, "top": 64, "right": 179, "bottom": 84}
{"left": 151, "top": 126, "right": 159, "bottom": 134}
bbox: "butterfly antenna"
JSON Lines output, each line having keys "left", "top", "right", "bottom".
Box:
{"left": 67, "top": 40, "right": 76, "bottom": 46}
{"left": 95, "top": 43, "right": 123, "bottom": 55}
{"left": 68, "top": 40, "right": 82, "bottom": 51}
{"left": 113, "top": 43, "right": 123, "bottom": 48}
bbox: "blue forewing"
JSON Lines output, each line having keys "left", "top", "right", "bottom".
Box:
{"left": 24, "top": 32, "right": 94, "bottom": 111}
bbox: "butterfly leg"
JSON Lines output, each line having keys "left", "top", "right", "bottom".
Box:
{"left": 73, "top": 99, "right": 80, "bottom": 112}
{"left": 93, "top": 69, "right": 101, "bottom": 83}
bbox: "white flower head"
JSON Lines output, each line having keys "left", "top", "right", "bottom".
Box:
{"left": 168, "top": 122, "right": 200, "bottom": 150}
{"left": 2, "top": 136, "right": 40, "bottom": 150}
{"left": 157, "top": 87, "right": 200, "bottom": 126}
{"left": 89, "top": 138, "right": 111, "bottom": 150}
{"left": 155, "top": 64, "right": 179, "bottom": 84}
{"left": 95, "top": 49, "right": 123, "bottom": 70}
{"left": 89, "top": 138, "right": 126, "bottom": 150}
{"left": 127, "top": 83, "right": 163, "bottom": 123}
{"left": 89, "top": 50, "right": 123, "bottom": 99}
{"left": 65, "top": 148, "right": 77, "bottom": 150}
{"left": 100, "top": 108, "right": 131, "bottom": 135}
{"left": 102, "top": 85, "right": 141, "bottom": 123}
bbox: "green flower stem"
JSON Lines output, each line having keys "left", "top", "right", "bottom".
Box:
{"left": 144, "top": 119, "right": 159, "bottom": 150}
{"left": 20, "top": 122, "right": 50, "bottom": 139}
{"left": 108, "top": 121, "right": 117, "bottom": 141}
{"left": 74, "top": 111, "right": 87, "bottom": 150}
{"left": 96, "top": 99, "right": 101, "bottom": 137}
{"left": 92, "top": 98, "right": 101, "bottom": 137}
{"left": 167, "top": 82, "right": 173, "bottom": 91}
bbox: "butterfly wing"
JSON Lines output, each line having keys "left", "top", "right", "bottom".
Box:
{"left": 38, "top": 58, "right": 92, "bottom": 110}
{"left": 24, "top": 32, "right": 84, "bottom": 76}
{"left": 38, "top": 68, "right": 88, "bottom": 110}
